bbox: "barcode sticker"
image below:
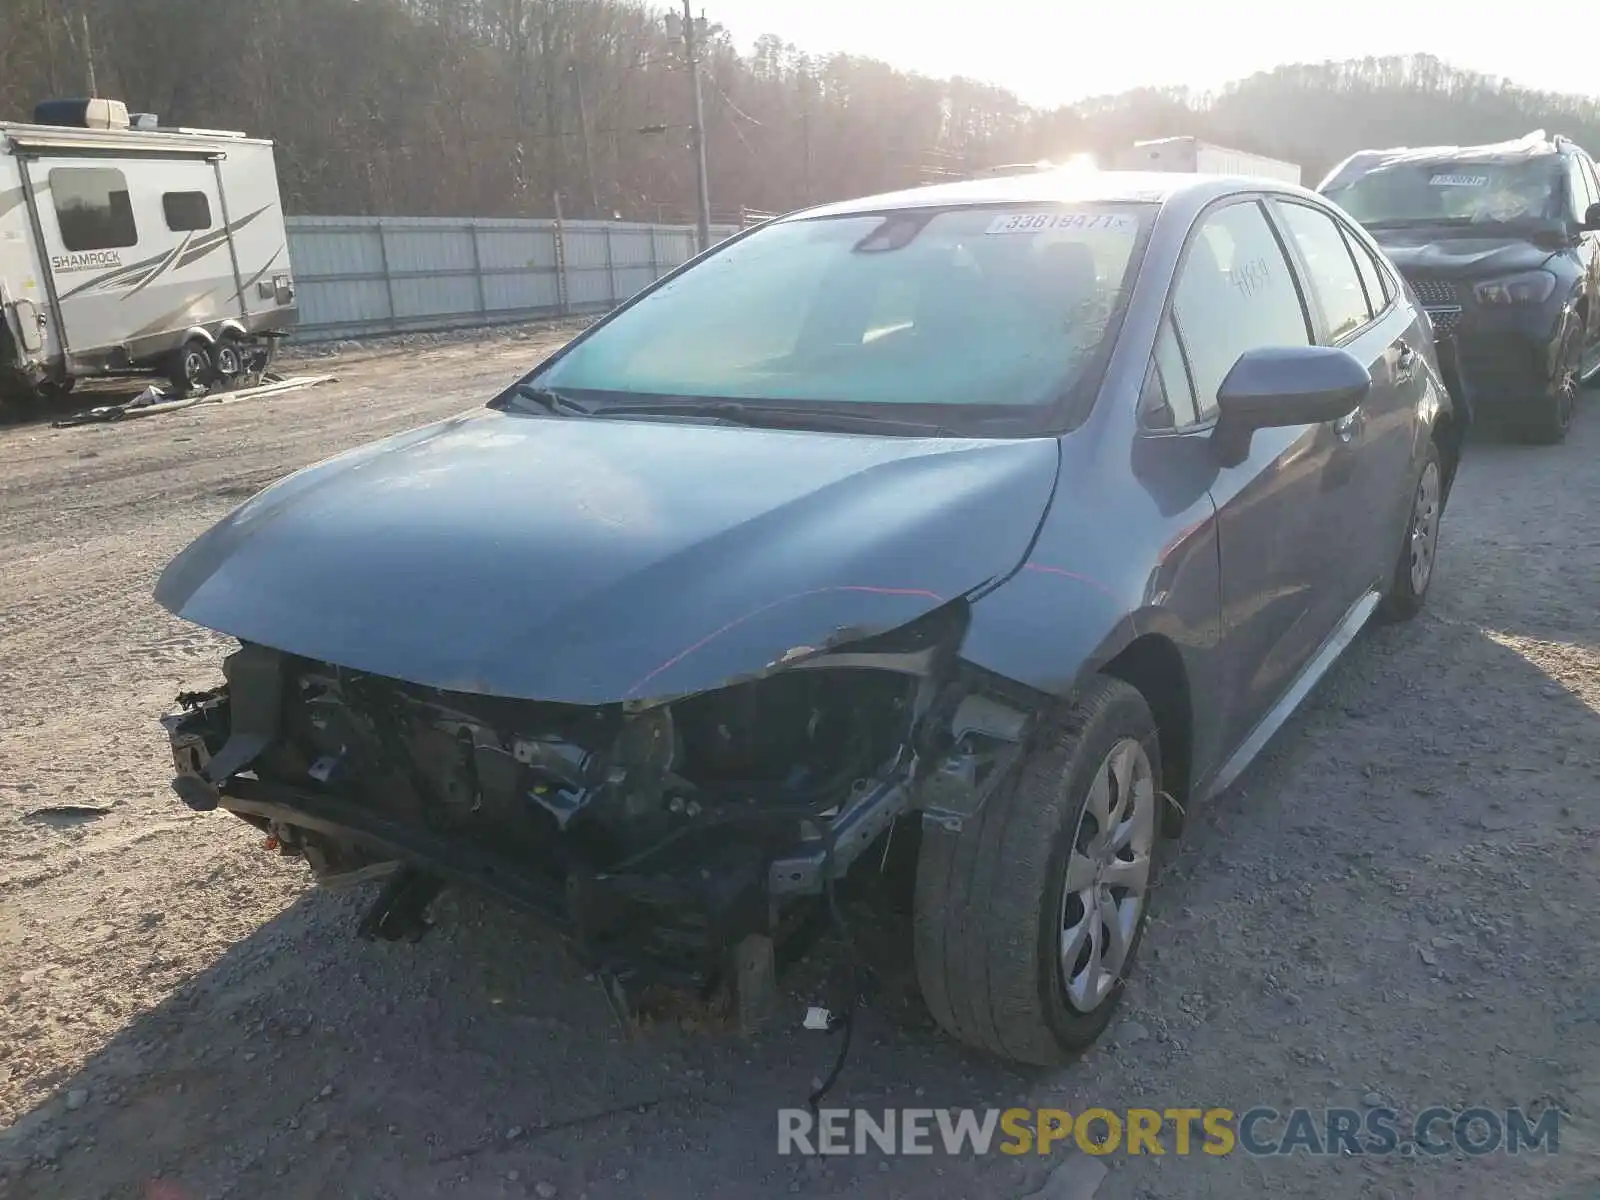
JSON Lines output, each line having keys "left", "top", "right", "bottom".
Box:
{"left": 1429, "top": 174, "right": 1490, "bottom": 187}
{"left": 985, "top": 211, "right": 1139, "bottom": 236}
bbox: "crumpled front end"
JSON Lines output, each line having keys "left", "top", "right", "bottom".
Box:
{"left": 162, "top": 604, "right": 1039, "bottom": 991}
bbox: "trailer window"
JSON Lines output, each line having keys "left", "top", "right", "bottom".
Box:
{"left": 163, "top": 191, "right": 212, "bottom": 232}
{"left": 49, "top": 167, "right": 138, "bottom": 252}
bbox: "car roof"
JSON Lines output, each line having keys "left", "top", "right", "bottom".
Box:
{"left": 1317, "top": 132, "right": 1578, "bottom": 191}
{"left": 781, "top": 169, "right": 1310, "bottom": 222}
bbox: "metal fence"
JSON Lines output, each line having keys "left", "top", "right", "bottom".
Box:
{"left": 285, "top": 215, "right": 741, "bottom": 341}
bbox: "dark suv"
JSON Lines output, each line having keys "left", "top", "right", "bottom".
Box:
{"left": 1319, "top": 131, "right": 1600, "bottom": 442}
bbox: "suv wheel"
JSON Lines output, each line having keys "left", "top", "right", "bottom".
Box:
{"left": 1523, "top": 321, "right": 1580, "bottom": 444}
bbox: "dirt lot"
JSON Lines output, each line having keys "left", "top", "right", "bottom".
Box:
{"left": 1, "top": 327, "right": 1598, "bottom": 1200}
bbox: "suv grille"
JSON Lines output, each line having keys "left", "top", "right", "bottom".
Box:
{"left": 1409, "top": 277, "right": 1462, "bottom": 307}
{"left": 1427, "top": 307, "right": 1462, "bottom": 334}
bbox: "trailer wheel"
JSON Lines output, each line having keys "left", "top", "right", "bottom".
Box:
{"left": 167, "top": 339, "right": 212, "bottom": 396}
{"left": 210, "top": 336, "right": 244, "bottom": 390}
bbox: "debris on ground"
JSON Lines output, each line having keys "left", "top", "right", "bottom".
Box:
{"left": 49, "top": 374, "right": 339, "bottom": 428}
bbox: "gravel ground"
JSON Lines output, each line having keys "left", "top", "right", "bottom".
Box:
{"left": 1, "top": 326, "right": 1597, "bottom": 1200}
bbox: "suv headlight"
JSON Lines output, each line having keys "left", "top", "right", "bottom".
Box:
{"left": 1474, "top": 270, "right": 1557, "bottom": 305}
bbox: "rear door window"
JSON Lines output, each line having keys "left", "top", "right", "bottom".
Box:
{"left": 1273, "top": 200, "right": 1371, "bottom": 342}
{"left": 1170, "top": 199, "right": 1311, "bottom": 419}
{"left": 1343, "top": 228, "right": 1392, "bottom": 316}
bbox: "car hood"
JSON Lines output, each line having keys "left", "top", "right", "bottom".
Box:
{"left": 1371, "top": 229, "right": 1557, "bottom": 278}
{"left": 155, "top": 408, "right": 1060, "bottom": 704}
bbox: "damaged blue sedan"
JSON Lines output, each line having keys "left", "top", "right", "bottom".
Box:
{"left": 155, "top": 169, "right": 1462, "bottom": 1067}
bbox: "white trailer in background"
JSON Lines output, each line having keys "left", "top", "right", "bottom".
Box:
{"left": 1111, "top": 137, "right": 1303, "bottom": 185}
{"left": 0, "top": 98, "right": 297, "bottom": 403}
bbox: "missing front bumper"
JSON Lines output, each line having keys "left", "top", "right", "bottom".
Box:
{"left": 163, "top": 687, "right": 918, "bottom": 984}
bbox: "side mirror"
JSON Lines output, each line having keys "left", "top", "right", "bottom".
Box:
{"left": 1583, "top": 202, "right": 1600, "bottom": 232}
{"left": 1212, "top": 345, "right": 1371, "bottom": 466}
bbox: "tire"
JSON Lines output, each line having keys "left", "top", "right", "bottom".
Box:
{"left": 1521, "top": 322, "right": 1579, "bottom": 444}
{"left": 210, "top": 335, "right": 244, "bottom": 390}
{"left": 1377, "top": 440, "right": 1443, "bottom": 623}
{"left": 913, "top": 676, "right": 1164, "bottom": 1066}
{"left": 166, "top": 338, "right": 212, "bottom": 396}
{"left": 35, "top": 375, "right": 74, "bottom": 399}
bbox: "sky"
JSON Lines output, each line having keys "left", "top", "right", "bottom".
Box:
{"left": 706, "top": 0, "right": 1597, "bottom": 106}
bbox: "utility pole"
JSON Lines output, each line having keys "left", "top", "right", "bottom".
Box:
{"left": 82, "top": 12, "right": 97, "bottom": 96}
{"left": 667, "top": 3, "right": 712, "bottom": 252}
{"left": 801, "top": 109, "right": 813, "bottom": 206}
{"left": 571, "top": 64, "right": 600, "bottom": 216}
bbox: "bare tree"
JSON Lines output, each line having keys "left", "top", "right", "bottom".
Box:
{"left": 4, "top": 5, "right": 1597, "bottom": 219}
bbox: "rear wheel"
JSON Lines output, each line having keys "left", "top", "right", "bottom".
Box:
{"left": 210, "top": 335, "right": 244, "bottom": 390}
{"left": 1378, "top": 441, "right": 1443, "bottom": 623}
{"left": 913, "top": 676, "right": 1163, "bottom": 1066}
{"left": 166, "top": 338, "right": 212, "bottom": 396}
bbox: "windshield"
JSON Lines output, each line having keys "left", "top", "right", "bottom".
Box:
{"left": 530, "top": 204, "right": 1151, "bottom": 416}
{"left": 1324, "top": 156, "right": 1565, "bottom": 226}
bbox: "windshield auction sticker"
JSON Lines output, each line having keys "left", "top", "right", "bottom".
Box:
{"left": 985, "top": 212, "right": 1139, "bottom": 236}
{"left": 1429, "top": 174, "right": 1490, "bottom": 187}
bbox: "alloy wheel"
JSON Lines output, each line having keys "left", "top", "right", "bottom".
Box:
{"left": 1555, "top": 334, "right": 1580, "bottom": 432}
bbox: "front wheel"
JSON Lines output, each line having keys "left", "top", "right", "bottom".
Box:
{"left": 1521, "top": 322, "right": 1580, "bottom": 444}
{"left": 913, "top": 676, "right": 1164, "bottom": 1066}
{"left": 166, "top": 338, "right": 212, "bottom": 396}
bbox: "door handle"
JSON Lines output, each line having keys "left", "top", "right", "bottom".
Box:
{"left": 1395, "top": 341, "right": 1418, "bottom": 380}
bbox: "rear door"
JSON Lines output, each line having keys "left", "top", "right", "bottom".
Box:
{"left": 1268, "top": 197, "right": 1421, "bottom": 605}
{"left": 1158, "top": 196, "right": 1343, "bottom": 750}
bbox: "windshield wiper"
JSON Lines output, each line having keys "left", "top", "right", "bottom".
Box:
{"left": 507, "top": 383, "right": 595, "bottom": 417}
{"left": 595, "top": 399, "right": 953, "bottom": 436}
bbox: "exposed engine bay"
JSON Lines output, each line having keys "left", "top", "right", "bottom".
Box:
{"left": 162, "top": 602, "right": 1039, "bottom": 1003}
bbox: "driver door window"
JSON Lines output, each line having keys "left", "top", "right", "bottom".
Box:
{"left": 1566, "top": 158, "right": 1590, "bottom": 224}
{"left": 1580, "top": 155, "right": 1600, "bottom": 219}
{"left": 1170, "top": 200, "right": 1312, "bottom": 420}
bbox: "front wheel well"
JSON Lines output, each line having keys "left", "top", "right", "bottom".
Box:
{"left": 1099, "top": 633, "right": 1192, "bottom": 833}
{"left": 1431, "top": 410, "right": 1464, "bottom": 505}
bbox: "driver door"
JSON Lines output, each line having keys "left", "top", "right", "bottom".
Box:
{"left": 1160, "top": 197, "right": 1348, "bottom": 753}
{"left": 1570, "top": 154, "right": 1600, "bottom": 371}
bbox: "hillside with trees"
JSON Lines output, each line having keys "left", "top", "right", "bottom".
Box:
{"left": 7, "top": 0, "right": 1600, "bottom": 220}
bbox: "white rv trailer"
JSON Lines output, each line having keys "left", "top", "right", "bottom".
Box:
{"left": 1110, "top": 137, "right": 1303, "bottom": 185}
{"left": 0, "top": 98, "right": 296, "bottom": 402}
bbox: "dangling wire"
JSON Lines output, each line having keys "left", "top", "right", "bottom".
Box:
{"left": 806, "top": 832, "right": 865, "bottom": 1114}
